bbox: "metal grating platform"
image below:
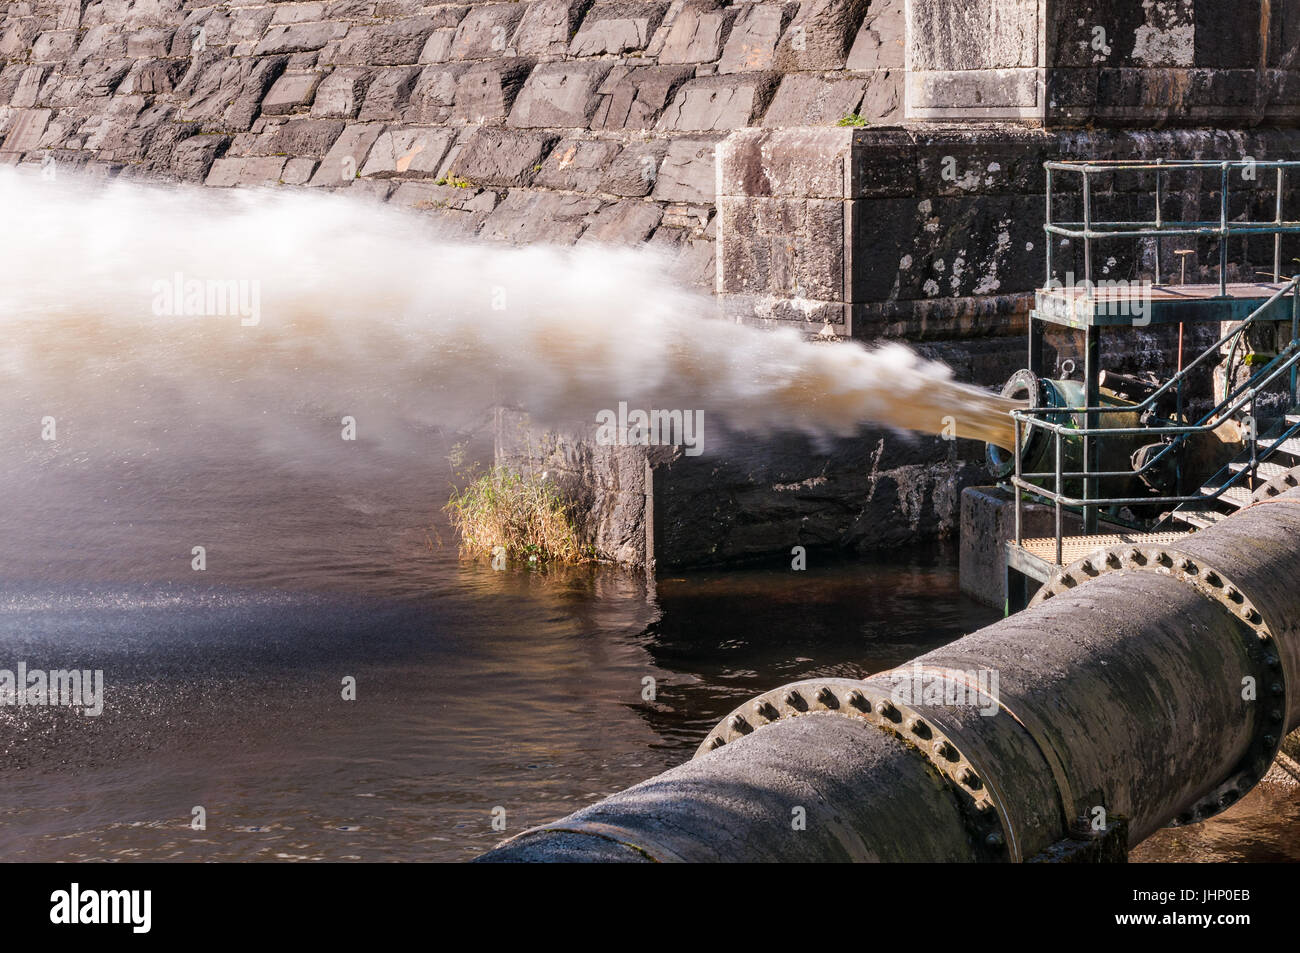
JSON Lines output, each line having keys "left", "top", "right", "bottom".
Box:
{"left": 1034, "top": 282, "right": 1292, "bottom": 328}
{"left": 1006, "top": 531, "right": 1196, "bottom": 592}
{"left": 1019, "top": 531, "right": 1194, "bottom": 566}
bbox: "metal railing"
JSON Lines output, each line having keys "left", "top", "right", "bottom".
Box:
{"left": 1012, "top": 276, "right": 1300, "bottom": 565}
{"left": 1045, "top": 159, "right": 1300, "bottom": 294}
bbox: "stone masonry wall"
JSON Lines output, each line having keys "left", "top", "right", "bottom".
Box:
{"left": 0, "top": 0, "right": 907, "bottom": 292}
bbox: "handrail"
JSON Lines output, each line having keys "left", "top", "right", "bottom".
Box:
{"left": 1012, "top": 283, "right": 1300, "bottom": 561}
{"left": 1046, "top": 160, "right": 1300, "bottom": 171}
{"left": 1013, "top": 416, "right": 1300, "bottom": 511}
{"left": 1011, "top": 160, "right": 1300, "bottom": 563}
{"left": 1014, "top": 339, "right": 1300, "bottom": 483}
{"left": 1023, "top": 277, "right": 1300, "bottom": 419}
{"left": 1043, "top": 159, "right": 1300, "bottom": 291}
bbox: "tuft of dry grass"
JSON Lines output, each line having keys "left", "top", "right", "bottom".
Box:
{"left": 444, "top": 467, "right": 591, "bottom": 564}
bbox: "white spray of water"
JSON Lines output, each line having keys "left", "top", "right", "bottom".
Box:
{"left": 0, "top": 168, "right": 1019, "bottom": 460}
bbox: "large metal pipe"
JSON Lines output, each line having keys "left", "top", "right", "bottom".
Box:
{"left": 477, "top": 488, "right": 1300, "bottom": 863}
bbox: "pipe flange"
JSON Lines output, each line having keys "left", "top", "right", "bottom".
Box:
{"left": 1249, "top": 464, "right": 1300, "bottom": 502}
{"left": 1031, "top": 545, "right": 1290, "bottom": 826}
{"left": 695, "top": 678, "right": 1015, "bottom": 861}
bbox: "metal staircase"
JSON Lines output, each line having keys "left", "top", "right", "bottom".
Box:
{"left": 1002, "top": 158, "right": 1300, "bottom": 610}
{"left": 1169, "top": 413, "right": 1300, "bottom": 529}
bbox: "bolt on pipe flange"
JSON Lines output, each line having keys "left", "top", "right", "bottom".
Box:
{"left": 1031, "top": 544, "right": 1290, "bottom": 825}
{"left": 1249, "top": 464, "right": 1300, "bottom": 503}
{"left": 695, "top": 677, "right": 1015, "bottom": 861}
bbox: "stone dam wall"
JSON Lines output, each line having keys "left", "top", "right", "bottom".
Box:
{"left": 5, "top": 0, "right": 1300, "bottom": 568}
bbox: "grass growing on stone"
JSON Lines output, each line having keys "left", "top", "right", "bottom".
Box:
{"left": 445, "top": 467, "right": 591, "bottom": 564}
{"left": 836, "top": 113, "right": 869, "bottom": 127}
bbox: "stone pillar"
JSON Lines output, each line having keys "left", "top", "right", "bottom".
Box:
{"left": 906, "top": 0, "right": 1300, "bottom": 128}
{"left": 715, "top": 127, "right": 860, "bottom": 335}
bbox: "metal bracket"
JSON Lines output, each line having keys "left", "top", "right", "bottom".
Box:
{"left": 1249, "top": 464, "right": 1300, "bottom": 502}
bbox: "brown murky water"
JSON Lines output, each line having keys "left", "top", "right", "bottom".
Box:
{"left": 1, "top": 437, "right": 1296, "bottom": 862}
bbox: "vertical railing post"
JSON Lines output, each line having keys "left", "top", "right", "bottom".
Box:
{"left": 1083, "top": 168, "right": 1093, "bottom": 292}
{"left": 1220, "top": 162, "right": 1230, "bottom": 296}
{"left": 1014, "top": 417, "right": 1023, "bottom": 547}
{"left": 1155, "top": 159, "right": 1164, "bottom": 285}
{"left": 1292, "top": 277, "right": 1299, "bottom": 409}
{"left": 1275, "top": 166, "right": 1284, "bottom": 283}
{"left": 1054, "top": 430, "right": 1063, "bottom": 566}
{"left": 1083, "top": 327, "right": 1100, "bottom": 535}
{"left": 1045, "top": 165, "right": 1054, "bottom": 286}
{"left": 1249, "top": 392, "right": 1259, "bottom": 490}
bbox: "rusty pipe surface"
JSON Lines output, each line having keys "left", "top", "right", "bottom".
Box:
{"left": 477, "top": 490, "right": 1300, "bottom": 863}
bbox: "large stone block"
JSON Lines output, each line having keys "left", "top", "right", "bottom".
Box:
{"left": 31, "top": 30, "right": 77, "bottom": 63}
{"left": 228, "top": 8, "right": 276, "bottom": 48}
{"left": 262, "top": 71, "right": 323, "bottom": 115}
{"left": 272, "top": 4, "right": 329, "bottom": 26}
{"left": 451, "top": 58, "right": 535, "bottom": 124}
{"left": 360, "top": 127, "right": 456, "bottom": 177}
{"left": 911, "top": 0, "right": 1037, "bottom": 71}
{"left": 126, "top": 27, "right": 173, "bottom": 58}
{"left": 507, "top": 60, "right": 613, "bottom": 127}
{"left": 329, "top": 17, "right": 445, "bottom": 65}
{"left": 119, "top": 57, "right": 188, "bottom": 96}
{"left": 761, "top": 74, "right": 866, "bottom": 126}
{"left": 0, "top": 20, "right": 41, "bottom": 60}
{"left": 169, "top": 132, "right": 229, "bottom": 182}
{"left": 178, "top": 54, "right": 288, "bottom": 131}
{"left": 657, "top": 0, "right": 739, "bottom": 64}
{"left": 718, "top": 3, "right": 799, "bottom": 73}
{"left": 357, "top": 66, "right": 421, "bottom": 121}
{"left": 390, "top": 179, "right": 499, "bottom": 232}
{"left": 600, "top": 139, "right": 670, "bottom": 196}
{"left": 0, "top": 107, "right": 50, "bottom": 152}
{"left": 716, "top": 194, "right": 845, "bottom": 301}
{"left": 254, "top": 20, "right": 348, "bottom": 55}
{"left": 535, "top": 137, "right": 623, "bottom": 191}
{"left": 579, "top": 198, "right": 664, "bottom": 244}
{"left": 773, "top": 0, "right": 870, "bottom": 71}
{"left": 448, "top": 126, "right": 558, "bottom": 187}
{"left": 311, "top": 67, "right": 371, "bottom": 118}
{"left": 407, "top": 64, "right": 470, "bottom": 123}
{"left": 656, "top": 73, "right": 778, "bottom": 131}
{"left": 253, "top": 117, "right": 345, "bottom": 157}
{"left": 568, "top": 2, "right": 669, "bottom": 56}
{"left": 857, "top": 68, "right": 902, "bottom": 122}
{"left": 307, "top": 120, "right": 384, "bottom": 185}
{"left": 169, "top": 10, "right": 232, "bottom": 57}
{"left": 418, "top": 28, "right": 458, "bottom": 64}
{"left": 590, "top": 64, "right": 695, "bottom": 130}
{"left": 450, "top": 4, "right": 528, "bottom": 60}
{"left": 651, "top": 137, "right": 717, "bottom": 202}
{"left": 513, "top": 0, "right": 592, "bottom": 57}
{"left": 205, "top": 155, "right": 288, "bottom": 187}
{"left": 480, "top": 188, "right": 604, "bottom": 244}
{"left": 845, "top": 0, "right": 904, "bottom": 69}
{"left": 718, "top": 125, "right": 857, "bottom": 199}
{"left": 11, "top": 67, "right": 50, "bottom": 109}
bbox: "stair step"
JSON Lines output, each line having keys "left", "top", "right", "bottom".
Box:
{"left": 1272, "top": 437, "right": 1300, "bottom": 458}
{"left": 1200, "top": 484, "right": 1253, "bottom": 508}
{"left": 1172, "top": 509, "right": 1231, "bottom": 529}
{"left": 1227, "top": 460, "right": 1291, "bottom": 481}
